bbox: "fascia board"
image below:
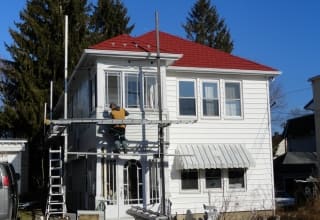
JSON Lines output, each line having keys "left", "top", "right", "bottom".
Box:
{"left": 167, "top": 66, "right": 281, "bottom": 77}
{"left": 84, "top": 49, "right": 183, "bottom": 62}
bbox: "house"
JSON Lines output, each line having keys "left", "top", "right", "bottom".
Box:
{"left": 58, "top": 30, "right": 279, "bottom": 219}
{"left": 273, "top": 114, "right": 317, "bottom": 195}
{"left": 0, "top": 139, "right": 28, "bottom": 194}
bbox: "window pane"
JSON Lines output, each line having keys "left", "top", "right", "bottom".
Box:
{"left": 179, "top": 81, "right": 195, "bottom": 97}
{"left": 205, "top": 169, "right": 221, "bottom": 188}
{"left": 125, "top": 74, "right": 140, "bottom": 108}
{"left": 106, "top": 73, "right": 121, "bottom": 106}
{"left": 181, "top": 170, "right": 198, "bottom": 190}
{"left": 203, "top": 82, "right": 218, "bottom": 99}
{"left": 179, "top": 81, "right": 196, "bottom": 116}
{"left": 229, "top": 168, "right": 245, "bottom": 189}
{"left": 144, "top": 75, "right": 157, "bottom": 109}
{"left": 179, "top": 99, "right": 196, "bottom": 115}
{"left": 203, "top": 100, "right": 219, "bottom": 116}
{"left": 226, "top": 83, "right": 240, "bottom": 99}
{"left": 225, "top": 82, "right": 241, "bottom": 116}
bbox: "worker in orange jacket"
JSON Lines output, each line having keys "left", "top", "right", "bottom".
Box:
{"left": 109, "top": 103, "right": 129, "bottom": 153}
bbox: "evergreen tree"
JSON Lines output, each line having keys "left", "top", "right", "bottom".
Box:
{"left": 0, "top": 0, "right": 89, "bottom": 190}
{"left": 89, "top": 0, "right": 134, "bottom": 44}
{"left": 182, "top": 0, "right": 234, "bottom": 53}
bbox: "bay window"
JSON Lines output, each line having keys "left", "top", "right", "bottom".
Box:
{"left": 106, "top": 72, "right": 121, "bottom": 107}
{"left": 144, "top": 75, "right": 158, "bottom": 109}
{"left": 125, "top": 74, "right": 140, "bottom": 108}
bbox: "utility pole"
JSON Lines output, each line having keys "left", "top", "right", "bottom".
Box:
{"left": 155, "top": 11, "right": 166, "bottom": 215}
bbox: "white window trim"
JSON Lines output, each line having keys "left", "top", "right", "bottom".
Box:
{"left": 224, "top": 80, "right": 243, "bottom": 119}
{"left": 177, "top": 78, "right": 198, "bottom": 118}
{"left": 227, "top": 168, "right": 247, "bottom": 192}
{"left": 203, "top": 169, "right": 223, "bottom": 192}
{"left": 200, "top": 79, "right": 221, "bottom": 119}
{"left": 105, "top": 71, "right": 122, "bottom": 108}
{"left": 179, "top": 169, "right": 201, "bottom": 193}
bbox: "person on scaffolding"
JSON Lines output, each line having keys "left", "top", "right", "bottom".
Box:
{"left": 109, "top": 103, "right": 129, "bottom": 153}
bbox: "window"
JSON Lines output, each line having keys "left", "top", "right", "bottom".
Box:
{"left": 149, "top": 159, "right": 160, "bottom": 204}
{"left": 124, "top": 160, "right": 143, "bottom": 204}
{"left": 202, "top": 82, "right": 219, "bottom": 116}
{"left": 225, "top": 82, "right": 242, "bottom": 116}
{"left": 144, "top": 75, "right": 158, "bottom": 109}
{"left": 179, "top": 80, "right": 196, "bottom": 116}
{"left": 181, "top": 169, "right": 198, "bottom": 190}
{"left": 89, "top": 75, "right": 97, "bottom": 112}
{"left": 125, "top": 74, "right": 140, "bottom": 108}
{"left": 105, "top": 160, "right": 117, "bottom": 204}
{"left": 205, "top": 169, "right": 221, "bottom": 189}
{"left": 228, "top": 168, "right": 245, "bottom": 189}
{"left": 106, "top": 72, "right": 121, "bottom": 106}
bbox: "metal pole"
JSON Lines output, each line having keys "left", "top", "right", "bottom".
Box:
{"left": 63, "top": 15, "right": 68, "bottom": 216}
{"left": 50, "top": 81, "right": 53, "bottom": 121}
{"left": 155, "top": 11, "right": 166, "bottom": 215}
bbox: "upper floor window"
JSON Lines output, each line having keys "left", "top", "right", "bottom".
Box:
{"left": 179, "top": 80, "right": 196, "bottom": 116}
{"left": 144, "top": 74, "right": 158, "bottom": 109}
{"left": 225, "top": 82, "right": 242, "bottom": 117}
{"left": 105, "top": 71, "right": 157, "bottom": 109}
{"left": 125, "top": 73, "right": 140, "bottom": 108}
{"left": 202, "top": 82, "right": 219, "bottom": 117}
{"left": 89, "top": 75, "right": 97, "bottom": 113}
{"left": 106, "top": 72, "right": 121, "bottom": 107}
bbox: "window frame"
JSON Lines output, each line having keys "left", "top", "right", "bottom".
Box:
{"left": 201, "top": 80, "right": 220, "bottom": 118}
{"left": 224, "top": 81, "right": 243, "bottom": 118}
{"left": 177, "top": 79, "right": 197, "bottom": 117}
{"left": 180, "top": 169, "right": 199, "bottom": 191}
{"left": 205, "top": 169, "right": 222, "bottom": 190}
{"left": 89, "top": 74, "right": 97, "bottom": 113}
{"left": 143, "top": 73, "right": 158, "bottom": 110}
{"left": 124, "top": 72, "right": 140, "bottom": 109}
{"left": 105, "top": 71, "right": 122, "bottom": 108}
{"left": 228, "top": 168, "right": 246, "bottom": 191}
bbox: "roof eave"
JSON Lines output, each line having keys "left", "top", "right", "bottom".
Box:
{"left": 84, "top": 49, "right": 183, "bottom": 65}
{"left": 167, "top": 66, "right": 281, "bottom": 77}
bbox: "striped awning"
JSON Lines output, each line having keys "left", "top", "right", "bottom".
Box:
{"left": 175, "top": 144, "right": 255, "bottom": 169}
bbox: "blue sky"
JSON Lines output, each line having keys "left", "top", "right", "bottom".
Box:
{"left": 1, "top": 0, "right": 320, "bottom": 132}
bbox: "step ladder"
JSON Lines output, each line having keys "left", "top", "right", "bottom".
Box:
{"left": 45, "top": 146, "right": 67, "bottom": 219}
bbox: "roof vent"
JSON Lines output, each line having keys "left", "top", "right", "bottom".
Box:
{"left": 147, "top": 44, "right": 151, "bottom": 49}
{"left": 123, "top": 43, "right": 127, "bottom": 47}
{"left": 111, "top": 42, "right": 115, "bottom": 47}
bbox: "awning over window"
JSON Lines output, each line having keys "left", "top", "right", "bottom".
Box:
{"left": 175, "top": 144, "right": 255, "bottom": 169}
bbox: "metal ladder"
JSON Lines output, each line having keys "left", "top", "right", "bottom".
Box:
{"left": 45, "top": 146, "right": 66, "bottom": 219}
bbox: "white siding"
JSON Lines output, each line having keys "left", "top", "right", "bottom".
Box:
{"left": 166, "top": 72, "right": 274, "bottom": 214}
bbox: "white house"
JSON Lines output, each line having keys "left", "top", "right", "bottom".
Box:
{"left": 62, "top": 31, "right": 280, "bottom": 219}
{"left": 0, "top": 139, "right": 28, "bottom": 194}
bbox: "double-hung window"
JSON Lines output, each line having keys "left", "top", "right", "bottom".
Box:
{"left": 181, "top": 169, "right": 198, "bottom": 190}
{"left": 225, "top": 82, "right": 242, "bottom": 117}
{"left": 125, "top": 73, "right": 140, "bottom": 108}
{"left": 205, "top": 169, "right": 221, "bottom": 189}
{"left": 106, "top": 72, "right": 121, "bottom": 107}
{"left": 144, "top": 74, "right": 157, "bottom": 109}
{"left": 179, "top": 80, "right": 196, "bottom": 116}
{"left": 228, "top": 168, "right": 245, "bottom": 189}
{"left": 202, "top": 82, "right": 219, "bottom": 117}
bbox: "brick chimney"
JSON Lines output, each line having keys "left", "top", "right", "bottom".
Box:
{"left": 309, "top": 75, "right": 320, "bottom": 176}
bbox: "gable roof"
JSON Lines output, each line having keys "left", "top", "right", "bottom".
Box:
{"left": 89, "top": 30, "right": 279, "bottom": 72}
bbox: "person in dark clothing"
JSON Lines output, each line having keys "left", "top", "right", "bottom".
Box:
{"left": 109, "top": 103, "right": 129, "bottom": 153}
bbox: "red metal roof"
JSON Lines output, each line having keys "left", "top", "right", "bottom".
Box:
{"left": 89, "top": 31, "right": 277, "bottom": 72}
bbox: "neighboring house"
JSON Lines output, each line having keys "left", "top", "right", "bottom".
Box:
{"left": 59, "top": 31, "right": 279, "bottom": 219}
{"left": 0, "top": 139, "right": 28, "bottom": 194}
{"left": 273, "top": 114, "right": 317, "bottom": 195}
{"left": 272, "top": 132, "right": 286, "bottom": 158}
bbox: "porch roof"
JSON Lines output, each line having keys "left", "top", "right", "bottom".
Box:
{"left": 175, "top": 144, "right": 255, "bottom": 170}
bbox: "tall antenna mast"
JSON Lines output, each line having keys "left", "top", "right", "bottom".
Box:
{"left": 155, "top": 11, "right": 166, "bottom": 215}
